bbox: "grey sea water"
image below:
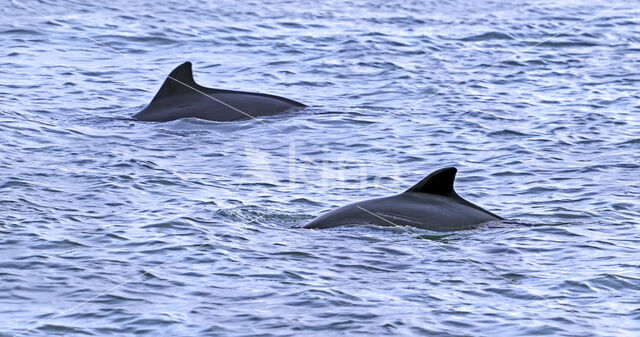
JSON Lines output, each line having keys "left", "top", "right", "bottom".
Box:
{"left": 1, "top": 0, "right": 639, "bottom": 336}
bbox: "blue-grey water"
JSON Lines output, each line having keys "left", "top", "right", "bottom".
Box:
{"left": 1, "top": 0, "right": 639, "bottom": 336}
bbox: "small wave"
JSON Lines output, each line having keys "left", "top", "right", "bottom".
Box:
{"left": 536, "top": 40, "right": 600, "bottom": 47}
{"left": 488, "top": 129, "right": 530, "bottom": 137}
{"left": 459, "top": 32, "right": 514, "bottom": 41}
{"left": 93, "top": 34, "right": 178, "bottom": 45}
{"left": 1, "top": 28, "right": 44, "bottom": 36}
{"left": 215, "top": 205, "right": 313, "bottom": 227}
{"left": 620, "top": 138, "right": 640, "bottom": 145}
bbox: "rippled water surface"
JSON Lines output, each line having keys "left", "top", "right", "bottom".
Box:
{"left": 2, "top": 0, "right": 639, "bottom": 336}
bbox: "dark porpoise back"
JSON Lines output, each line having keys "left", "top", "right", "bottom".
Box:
{"left": 133, "top": 62, "right": 306, "bottom": 122}
{"left": 303, "top": 167, "right": 502, "bottom": 231}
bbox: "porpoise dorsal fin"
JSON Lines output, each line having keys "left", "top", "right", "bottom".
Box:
{"left": 151, "top": 62, "right": 200, "bottom": 103}
{"left": 404, "top": 167, "right": 503, "bottom": 219}
{"left": 405, "top": 167, "right": 457, "bottom": 196}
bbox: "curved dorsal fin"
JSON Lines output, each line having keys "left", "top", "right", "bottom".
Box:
{"left": 405, "top": 167, "right": 457, "bottom": 196}
{"left": 151, "top": 62, "right": 200, "bottom": 102}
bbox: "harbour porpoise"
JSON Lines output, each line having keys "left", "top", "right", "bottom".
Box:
{"left": 133, "top": 62, "right": 306, "bottom": 122}
{"left": 303, "top": 167, "right": 502, "bottom": 231}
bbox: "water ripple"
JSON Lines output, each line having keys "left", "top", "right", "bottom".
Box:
{"left": 1, "top": 0, "right": 639, "bottom": 336}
